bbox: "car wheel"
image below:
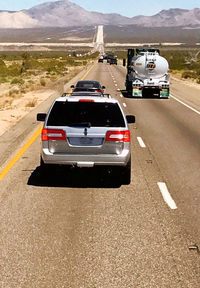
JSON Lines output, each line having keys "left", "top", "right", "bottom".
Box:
{"left": 40, "top": 157, "right": 50, "bottom": 178}
{"left": 121, "top": 158, "right": 131, "bottom": 185}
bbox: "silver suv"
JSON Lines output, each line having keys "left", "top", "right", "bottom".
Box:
{"left": 37, "top": 95, "right": 135, "bottom": 184}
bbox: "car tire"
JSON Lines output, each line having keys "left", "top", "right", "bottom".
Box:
{"left": 121, "top": 158, "right": 131, "bottom": 185}
{"left": 40, "top": 157, "right": 50, "bottom": 178}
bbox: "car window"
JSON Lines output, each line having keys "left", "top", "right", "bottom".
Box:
{"left": 79, "top": 84, "right": 95, "bottom": 88}
{"left": 76, "top": 83, "right": 99, "bottom": 88}
{"left": 47, "top": 102, "right": 125, "bottom": 127}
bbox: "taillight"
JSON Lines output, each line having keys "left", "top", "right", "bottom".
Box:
{"left": 105, "top": 130, "right": 130, "bottom": 142}
{"left": 73, "top": 88, "right": 79, "bottom": 92}
{"left": 95, "top": 89, "right": 102, "bottom": 93}
{"left": 41, "top": 129, "right": 66, "bottom": 141}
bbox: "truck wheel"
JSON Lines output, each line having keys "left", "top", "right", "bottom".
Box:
{"left": 128, "top": 87, "right": 132, "bottom": 97}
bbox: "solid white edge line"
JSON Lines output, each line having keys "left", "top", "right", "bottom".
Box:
{"left": 171, "top": 94, "right": 200, "bottom": 116}
{"left": 137, "top": 137, "right": 146, "bottom": 148}
{"left": 123, "top": 103, "right": 127, "bottom": 107}
{"left": 157, "top": 182, "right": 177, "bottom": 210}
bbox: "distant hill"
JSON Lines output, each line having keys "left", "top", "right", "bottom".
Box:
{"left": 130, "top": 8, "right": 200, "bottom": 27}
{"left": 0, "top": 0, "right": 199, "bottom": 28}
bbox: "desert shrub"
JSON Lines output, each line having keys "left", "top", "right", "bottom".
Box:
{"left": 9, "top": 89, "right": 19, "bottom": 97}
{"left": 182, "top": 71, "right": 197, "bottom": 79}
{"left": 26, "top": 99, "right": 37, "bottom": 107}
{"left": 195, "top": 68, "right": 200, "bottom": 76}
{"left": 11, "top": 78, "right": 25, "bottom": 85}
{"left": 20, "top": 88, "right": 26, "bottom": 94}
{"left": 0, "top": 63, "right": 21, "bottom": 77}
{"left": 0, "top": 77, "right": 8, "bottom": 83}
{"left": 21, "top": 52, "right": 30, "bottom": 60}
{"left": 74, "top": 61, "right": 82, "bottom": 66}
{"left": 28, "top": 80, "right": 34, "bottom": 84}
{"left": 0, "top": 59, "right": 6, "bottom": 67}
{"left": 40, "top": 78, "right": 46, "bottom": 86}
{"left": 22, "top": 59, "right": 41, "bottom": 71}
{"left": 196, "top": 77, "right": 200, "bottom": 84}
{"left": 8, "top": 64, "right": 21, "bottom": 77}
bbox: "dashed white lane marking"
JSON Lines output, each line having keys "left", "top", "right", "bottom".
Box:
{"left": 120, "top": 94, "right": 123, "bottom": 97}
{"left": 171, "top": 94, "right": 200, "bottom": 116}
{"left": 123, "top": 103, "right": 127, "bottom": 107}
{"left": 157, "top": 182, "right": 177, "bottom": 210}
{"left": 115, "top": 84, "right": 118, "bottom": 87}
{"left": 137, "top": 137, "right": 146, "bottom": 148}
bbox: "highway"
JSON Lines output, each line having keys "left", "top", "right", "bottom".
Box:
{"left": 0, "top": 62, "right": 200, "bottom": 287}
{"left": 93, "top": 25, "right": 104, "bottom": 54}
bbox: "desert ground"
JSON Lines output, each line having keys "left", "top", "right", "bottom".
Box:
{"left": 0, "top": 65, "right": 88, "bottom": 136}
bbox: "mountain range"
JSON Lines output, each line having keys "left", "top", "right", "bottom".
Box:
{"left": 0, "top": 0, "right": 199, "bottom": 29}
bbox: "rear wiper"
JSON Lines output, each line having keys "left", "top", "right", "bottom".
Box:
{"left": 68, "top": 122, "right": 91, "bottom": 127}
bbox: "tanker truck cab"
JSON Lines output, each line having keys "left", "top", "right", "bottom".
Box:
{"left": 125, "top": 48, "right": 170, "bottom": 98}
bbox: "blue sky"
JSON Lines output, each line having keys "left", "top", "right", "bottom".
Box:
{"left": 1, "top": 0, "right": 200, "bottom": 17}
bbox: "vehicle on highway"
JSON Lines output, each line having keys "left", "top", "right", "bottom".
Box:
{"left": 37, "top": 95, "right": 135, "bottom": 184}
{"left": 124, "top": 48, "right": 170, "bottom": 98}
{"left": 98, "top": 56, "right": 104, "bottom": 63}
{"left": 62, "top": 92, "right": 110, "bottom": 98}
{"left": 107, "top": 54, "right": 117, "bottom": 65}
{"left": 71, "top": 80, "right": 105, "bottom": 94}
{"left": 70, "top": 92, "right": 110, "bottom": 98}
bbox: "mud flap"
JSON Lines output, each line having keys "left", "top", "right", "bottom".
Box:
{"left": 133, "top": 88, "right": 142, "bottom": 97}
{"left": 160, "top": 88, "right": 169, "bottom": 98}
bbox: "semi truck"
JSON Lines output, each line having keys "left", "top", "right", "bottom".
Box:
{"left": 124, "top": 48, "right": 170, "bottom": 98}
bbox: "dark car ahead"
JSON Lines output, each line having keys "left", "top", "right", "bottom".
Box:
{"left": 71, "top": 80, "right": 105, "bottom": 94}
{"left": 107, "top": 54, "right": 117, "bottom": 65}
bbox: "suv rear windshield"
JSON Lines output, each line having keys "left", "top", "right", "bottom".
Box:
{"left": 76, "top": 81, "right": 99, "bottom": 88}
{"left": 47, "top": 101, "right": 125, "bottom": 127}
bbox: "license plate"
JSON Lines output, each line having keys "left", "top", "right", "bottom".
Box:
{"left": 80, "top": 137, "right": 93, "bottom": 145}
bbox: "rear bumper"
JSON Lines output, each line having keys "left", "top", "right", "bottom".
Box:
{"left": 41, "top": 148, "right": 130, "bottom": 167}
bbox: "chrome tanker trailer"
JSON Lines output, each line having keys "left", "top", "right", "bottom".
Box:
{"left": 124, "top": 48, "right": 170, "bottom": 98}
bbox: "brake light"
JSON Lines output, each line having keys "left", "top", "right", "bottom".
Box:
{"left": 73, "top": 88, "right": 79, "bottom": 92}
{"left": 79, "top": 99, "right": 94, "bottom": 102}
{"left": 105, "top": 130, "right": 130, "bottom": 142}
{"left": 41, "top": 129, "right": 66, "bottom": 141}
{"left": 95, "top": 89, "right": 102, "bottom": 93}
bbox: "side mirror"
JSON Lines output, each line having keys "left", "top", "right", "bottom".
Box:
{"left": 70, "top": 85, "right": 74, "bottom": 88}
{"left": 123, "top": 59, "right": 126, "bottom": 67}
{"left": 37, "top": 113, "right": 46, "bottom": 121}
{"left": 126, "top": 115, "right": 135, "bottom": 124}
{"left": 102, "top": 86, "right": 105, "bottom": 89}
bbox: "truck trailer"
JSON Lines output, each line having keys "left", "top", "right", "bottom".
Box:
{"left": 124, "top": 48, "right": 170, "bottom": 98}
